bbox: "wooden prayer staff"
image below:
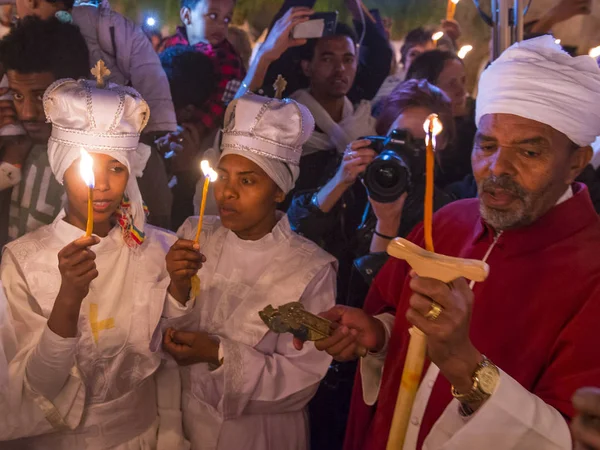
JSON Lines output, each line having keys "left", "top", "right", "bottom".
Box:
{"left": 194, "top": 160, "right": 218, "bottom": 244}
{"left": 385, "top": 115, "right": 490, "bottom": 449}
{"left": 446, "top": 0, "right": 459, "bottom": 21}
{"left": 79, "top": 148, "right": 95, "bottom": 237}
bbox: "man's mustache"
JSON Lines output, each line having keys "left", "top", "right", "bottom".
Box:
{"left": 479, "top": 175, "right": 527, "bottom": 199}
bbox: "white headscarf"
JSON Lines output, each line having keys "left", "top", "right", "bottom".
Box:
{"left": 476, "top": 35, "right": 600, "bottom": 147}
{"left": 220, "top": 94, "right": 315, "bottom": 194}
{"left": 220, "top": 146, "right": 299, "bottom": 194}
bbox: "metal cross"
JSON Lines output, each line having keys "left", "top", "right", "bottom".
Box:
{"left": 91, "top": 60, "right": 111, "bottom": 88}
{"left": 273, "top": 75, "right": 288, "bottom": 99}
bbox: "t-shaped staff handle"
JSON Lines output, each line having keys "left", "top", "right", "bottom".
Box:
{"left": 385, "top": 237, "right": 489, "bottom": 450}
{"left": 387, "top": 238, "right": 489, "bottom": 283}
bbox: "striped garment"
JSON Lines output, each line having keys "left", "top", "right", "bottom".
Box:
{"left": 8, "top": 145, "right": 65, "bottom": 241}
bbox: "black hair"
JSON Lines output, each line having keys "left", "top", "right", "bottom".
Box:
{"left": 46, "top": 0, "right": 75, "bottom": 10}
{"left": 405, "top": 50, "right": 462, "bottom": 85}
{"left": 300, "top": 22, "right": 358, "bottom": 62}
{"left": 0, "top": 16, "right": 89, "bottom": 80}
{"left": 180, "top": 0, "right": 236, "bottom": 10}
{"left": 400, "top": 27, "right": 434, "bottom": 66}
{"left": 159, "top": 45, "right": 216, "bottom": 110}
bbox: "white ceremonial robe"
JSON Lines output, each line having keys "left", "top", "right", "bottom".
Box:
{"left": 172, "top": 214, "right": 337, "bottom": 450}
{"left": 0, "top": 211, "right": 190, "bottom": 449}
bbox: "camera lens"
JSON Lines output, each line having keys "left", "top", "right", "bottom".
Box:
{"left": 375, "top": 166, "right": 400, "bottom": 189}
{"left": 363, "top": 151, "right": 410, "bottom": 203}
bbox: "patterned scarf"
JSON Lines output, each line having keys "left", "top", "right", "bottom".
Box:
{"left": 114, "top": 196, "right": 149, "bottom": 248}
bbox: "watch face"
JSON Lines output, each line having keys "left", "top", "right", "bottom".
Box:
{"left": 478, "top": 365, "right": 500, "bottom": 395}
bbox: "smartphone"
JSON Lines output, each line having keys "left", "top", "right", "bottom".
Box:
{"left": 292, "top": 11, "right": 338, "bottom": 40}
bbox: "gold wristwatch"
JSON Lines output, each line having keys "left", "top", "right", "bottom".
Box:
{"left": 451, "top": 356, "right": 500, "bottom": 405}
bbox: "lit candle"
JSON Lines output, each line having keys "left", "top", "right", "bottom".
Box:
{"left": 385, "top": 115, "right": 445, "bottom": 450}
{"left": 422, "top": 115, "right": 443, "bottom": 253}
{"left": 79, "top": 148, "right": 95, "bottom": 237}
{"left": 194, "top": 160, "right": 218, "bottom": 244}
{"left": 446, "top": 0, "right": 459, "bottom": 21}
{"left": 458, "top": 44, "right": 473, "bottom": 59}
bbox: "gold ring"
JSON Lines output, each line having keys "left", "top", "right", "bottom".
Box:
{"left": 425, "top": 301, "right": 443, "bottom": 321}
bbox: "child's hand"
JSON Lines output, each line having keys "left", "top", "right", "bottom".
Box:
{"left": 166, "top": 239, "right": 206, "bottom": 304}
{"left": 163, "top": 328, "right": 220, "bottom": 366}
{"left": 57, "top": 236, "right": 100, "bottom": 305}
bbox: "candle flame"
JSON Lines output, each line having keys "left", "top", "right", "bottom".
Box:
{"left": 79, "top": 148, "right": 95, "bottom": 188}
{"left": 432, "top": 31, "right": 444, "bottom": 42}
{"left": 589, "top": 45, "right": 600, "bottom": 59}
{"left": 200, "top": 160, "right": 218, "bottom": 182}
{"left": 554, "top": 39, "right": 561, "bottom": 45}
{"left": 451, "top": 0, "right": 459, "bottom": 4}
{"left": 423, "top": 114, "right": 443, "bottom": 148}
{"left": 458, "top": 45, "right": 473, "bottom": 59}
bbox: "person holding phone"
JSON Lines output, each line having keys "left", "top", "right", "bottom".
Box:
{"left": 238, "top": 0, "right": 392, "bottom": 104}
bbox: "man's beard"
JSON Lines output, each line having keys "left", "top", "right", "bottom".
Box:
{"left": 477, "top": 174, "right": 551, "bottom": 231}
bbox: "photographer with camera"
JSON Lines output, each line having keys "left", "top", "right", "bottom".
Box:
{"left": 288, "top": 79, "right": 456, "bottom": 305}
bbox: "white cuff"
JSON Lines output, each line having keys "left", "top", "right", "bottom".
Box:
{"left": 163, "top": 292, "right": 196, "bottom": 319}
{"left": 0, "top": 162, "right": 21, "bottom": 191}
{"left": 424, "top": 369, "right": 571, "bottom": 450}
{"left": 360, "top": 313, "right": 394, "bottom": 406}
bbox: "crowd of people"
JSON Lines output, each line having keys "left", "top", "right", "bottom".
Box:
{"left": 0, "top": 0, "right": 600, "bottom": 449}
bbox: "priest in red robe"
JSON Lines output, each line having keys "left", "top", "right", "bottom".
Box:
{"left": 301, "top": 35, "right": 600, "bottom": 450}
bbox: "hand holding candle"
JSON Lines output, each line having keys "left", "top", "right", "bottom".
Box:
{"left": 194, "top": 160, "right": 218, "bottom": 244}
{"left": 79, "top": 148, "right": 95, "bottom": 237}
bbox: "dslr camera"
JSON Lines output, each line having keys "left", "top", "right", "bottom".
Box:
{"left": 359, "top": 129, "right": 425, "bottom": 204}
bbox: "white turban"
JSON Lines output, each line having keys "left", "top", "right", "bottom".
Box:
{"left": 220, "top": 146, "right": 300, "bottom": 194}
{"left": 476, "top": 35, "right": 600, "bottom": 147}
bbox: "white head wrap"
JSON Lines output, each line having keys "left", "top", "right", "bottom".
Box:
{"left": 476, "top": 35, "right": 600, "bottom": 147}
{"left": 43, "top": 78, "right": 151, "bottom": 244}
{"left": 220, "top": 93, "right": 315, "bottom": 194}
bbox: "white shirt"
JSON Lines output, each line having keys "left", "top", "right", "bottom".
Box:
{"left": 0, "top": 212, "right": 189, "bottom": 449}
{"left": 173, "top": 215, "right": 337, "bottom": 450}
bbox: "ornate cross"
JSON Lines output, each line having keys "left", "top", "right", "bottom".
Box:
{"left": 273, "top": 74, "right": 288, "bottom": 99}
{"left": 91, "top": 60, "right": 111, "bottom": 88}
{"left": 89, "top": 303, "right": 115, "bottom": 343}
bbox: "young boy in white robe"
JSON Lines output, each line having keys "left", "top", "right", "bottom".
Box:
{"left": 162, "top": 93, "right": 337, "bottom": 450}
{"left": 0, "top": 77, "right": 195, "bottom": 449}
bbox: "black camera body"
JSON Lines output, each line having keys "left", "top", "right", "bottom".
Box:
{"left": 360, "top": 129, "right": 423, "bottom": 204}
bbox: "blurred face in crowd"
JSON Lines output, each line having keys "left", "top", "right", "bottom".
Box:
{"left": 214, "top": 154, "right": 285, "bottom": 240}
{"left": 388, "top": 106, "right": 449, "bottom": 151}
{"left": 181, "top": 0, "right": 234, "bottom": 47}
{"left": 404, "top": 42, "right": 435, "bottom": 71}
{"left": 473, "top": 113, "right": 591, "bottom": 231}
{"left": 302, "top": 35, "right": 358, "bottom": 100}
{"left": 15, "top": 0, "right": 63, "bottom": 20}
{"left": 435, "top": 58, "right": 467, "bottom": 117}
{"left": 6, "top": 70, "right": 54, "bottom": 143}
{"left": 63, "top": 153, "right": 129, "bottom": 236}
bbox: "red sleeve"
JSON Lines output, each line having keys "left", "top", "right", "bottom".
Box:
{"left": 193, "top": 44, "right": 246, "bottom": 129}
{"left": 534, "top": 283, "right": 600, "bottom": 420}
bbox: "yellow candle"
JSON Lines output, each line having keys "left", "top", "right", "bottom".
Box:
{"left": 386, "top": 115, "right": 445, "bottom": 449}
{"left": 424, "top": 122, "right": 435, "bottom": 253}
{"left": 447, "top": 0, "right": 459, "bottom": 21}
{"left": 194, "top": 160, "right": 218, "bottom": 244}
{"left": 79, "top": 149, "right": 95, "bottom": 237}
